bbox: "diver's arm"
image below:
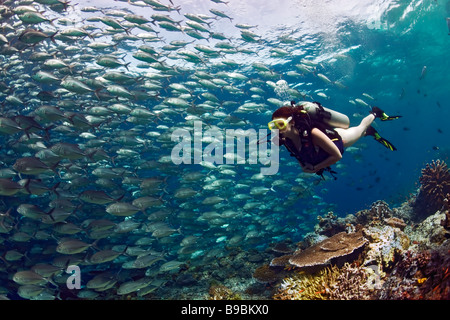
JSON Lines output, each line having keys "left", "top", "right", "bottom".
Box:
{"left": 310, "top": 128, "right": 342, "bottom": 171}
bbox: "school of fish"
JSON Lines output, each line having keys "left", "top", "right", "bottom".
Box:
{"left": 0, "top": 0, "right": 377, "bottom": 300}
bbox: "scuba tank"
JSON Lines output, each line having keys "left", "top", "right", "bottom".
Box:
{"left": 294, "top": 101, "right": 350, "bottom": 129}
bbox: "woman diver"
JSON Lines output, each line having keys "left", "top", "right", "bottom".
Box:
{"left": 269, "top": 101, "right": 401, "bottom": 178}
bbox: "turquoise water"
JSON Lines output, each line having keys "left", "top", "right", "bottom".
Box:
{"left": 0, "top": 0, "right": 448, "bottom": 299}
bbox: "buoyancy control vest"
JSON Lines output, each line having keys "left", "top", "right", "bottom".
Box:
{"left": 280, "top": 101, "right": 346, "bottom": 179}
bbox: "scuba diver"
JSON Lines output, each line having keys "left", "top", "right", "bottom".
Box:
{"left": 268, "top": 101, "right": 401, "bottom": 179}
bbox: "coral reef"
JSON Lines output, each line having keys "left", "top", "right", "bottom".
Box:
{"left": 140, "top": 160, "right": 450, "bottom": 300}
{"left": 407, "top": 210, "right": 449, "bottom": 248}
{"left": 355, "top": 200, "right": 393, "bottom": 225}
{"left": 273, "top": 266, "right": 341, "bottom": 300}
{"left": 252, "top": 264, "right": 280, "bottom": 283}
{"left": 315, "top": 211, "right": 354, "bottom": 237}
{"left": 362, "top": 225, "right": 410, "bottom": 274}
{"left": 414, "top": 159, "right": 450, "bottom": 218}
{"left": 208, "top": 283, "right": 241, "bottom": 300}
{"left": 270, "top": 254, "right": 293, "bottom": 268}
{"left": 273, "top": 263, "right": 375, "bottom": 300}
{"left": 440, "top": 195, "right": 450, "bottom": 230}
{"left": 384, "top": 217, "right": 406, "bottom": 230}
{"left": 269, "top": 191, "right": 450, "bottom": 300}
{"left": 328, "top": 263, "right": 374, "bottom": 299}
{"left": 378, "top": 243, "right": 450, "bottom": 299}
{"left": 288, "top": 230, "right": 367, "bottom": 268}
{"left": 269, "top": 242, "right": 295, "bottom": 255}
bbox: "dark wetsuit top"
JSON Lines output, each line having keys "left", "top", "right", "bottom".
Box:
{"left": 281, "top": 127, "right": 344, "bottom": 166}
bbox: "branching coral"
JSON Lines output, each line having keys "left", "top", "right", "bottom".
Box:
{"left": 273, "top": 266, "right": 340, "bottom": 300}
{"left": 329, "top": 263, "right": 374, "bottom": 299}
{"left": 208, "top": 283, "right": 241, "bottom": 300}
{"left": 415, "top": 159, "right": 450, "bottom": 216}
{"left": 273, "top": 263, "right": 374, "bottom": 300}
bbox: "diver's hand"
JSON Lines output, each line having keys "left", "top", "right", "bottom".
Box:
{"left": 302, "top": 163, "right": 317, "bottom": 173}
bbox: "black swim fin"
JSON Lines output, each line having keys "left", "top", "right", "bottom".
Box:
{"left": 380, "top": 115, "right": 402, "bottom": 121}
{"left": 371, "top": 106, "right": 402, "bottom": 121}
{"left": 366, "top": 126, "right": 397, "bottom": 151}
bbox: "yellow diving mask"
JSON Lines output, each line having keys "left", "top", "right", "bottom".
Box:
{"left": 268, "top": 116, "right": 292, "bottom": 130}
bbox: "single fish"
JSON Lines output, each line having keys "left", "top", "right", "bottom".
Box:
{"left": 0, "top": 178, "right": 23, "bottom": 196}
{"left": 18, "top": 29, "right": 57, "bottom": 44}
{"left": 13, "top": 157, "right": 56, "bottom": 175}
{"left": 419, "top": 66, "right": 427, "bottom": 80}
{"left": 106, "top": 202, "right": 140, "bottom": 216}
{"left": 79, "top": 190, "right": 124, "bottom": 205}
{"left": 56, "top": 239, "right": 98, "bottom": 255}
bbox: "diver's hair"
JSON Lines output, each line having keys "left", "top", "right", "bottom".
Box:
{"left": 271, "top": 105, "right": 304, "bottom": 120}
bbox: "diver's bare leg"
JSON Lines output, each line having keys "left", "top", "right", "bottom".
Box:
{"left": 335, "top": 114, "right": 375, "bottom": 148}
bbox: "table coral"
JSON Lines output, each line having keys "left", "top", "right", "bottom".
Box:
{"left": 288, "top": 231, "right": 367, "bottom": 268}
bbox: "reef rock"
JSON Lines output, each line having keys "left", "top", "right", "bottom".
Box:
{"left": 252, "top": 264, "right": 280, "bottom": 283}
{"left": 384, "top": 217, "right": 407, "bottom": 230}
{"left": 355, "top": 200, "right": 393, "bottom": 225}
{"left": 407, "top": 210, "right": 449, "bottom": 248}
{"left": 315, "top": 211, "right": 356, "bottom": 237}
{"left": 362, "top": 225, "right": 410, "bottom": 274}
{"left": 440, "top": 195, "right": 450, "bottom": 230}
{"left": 288, "top": 231, "right": 367, "bottom": 268}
